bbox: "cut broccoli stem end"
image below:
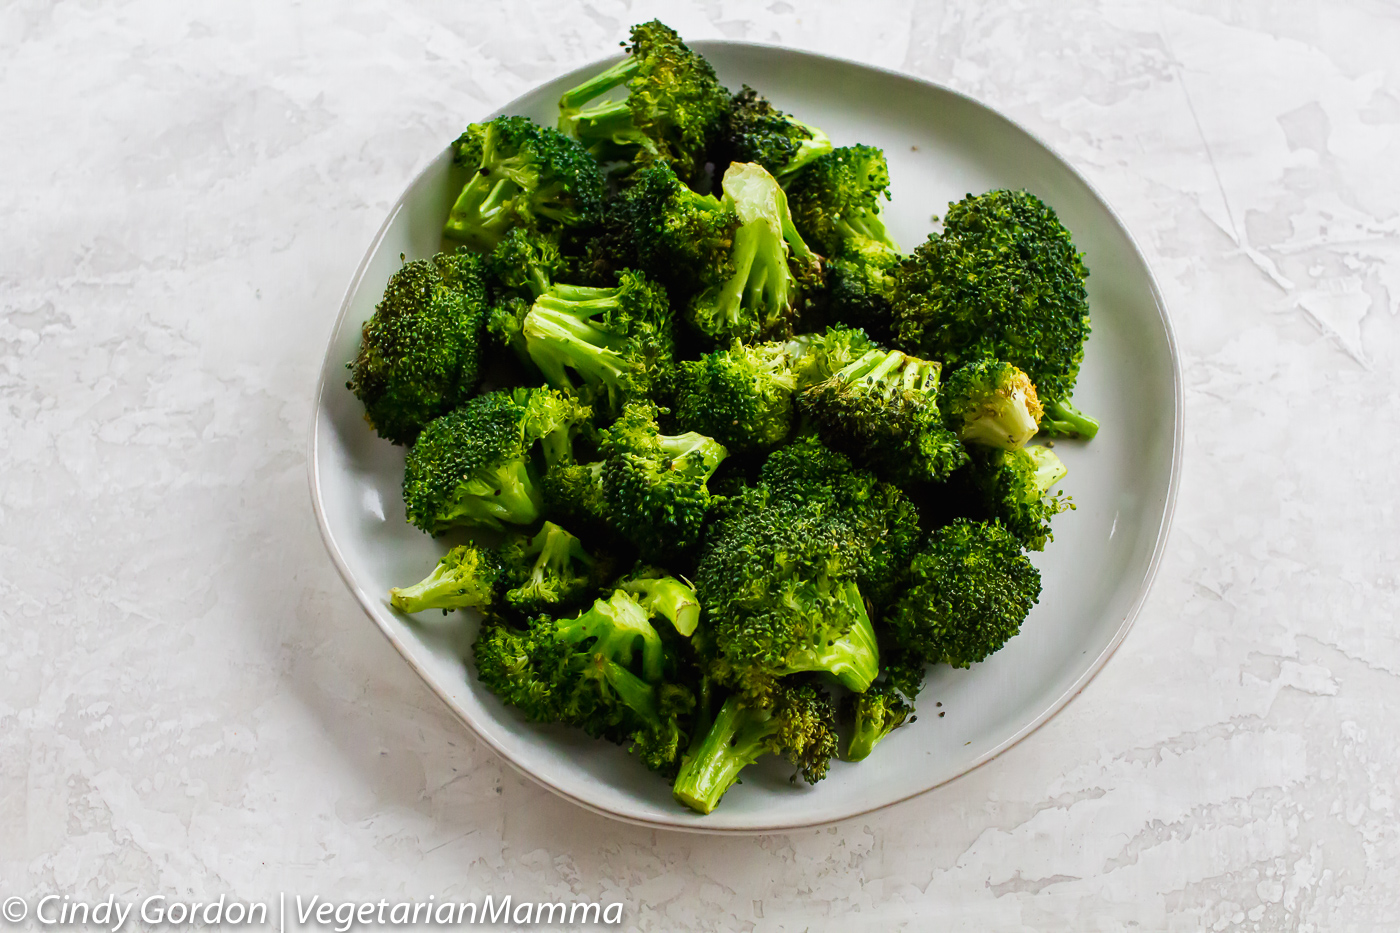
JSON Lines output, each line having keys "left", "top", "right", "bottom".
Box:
{"left": 958, "top": 399, "right": 1040, "bottom": 450}
{"left": 673, "top": 698, "right": 777, "bottom": 814}
{"left": 844, "top": 696, "right": 911, "bottom": 762}
{"left": 623, "top": 577, "right": 701, "bottom": 637}
{"left": 1041, "top": 397, "right": 1099, "bottom": 439}
{"left": 388, "top": 548, "right": 496, "bottom": 614}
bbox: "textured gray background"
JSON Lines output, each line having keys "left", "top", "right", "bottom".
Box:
{"left": 4, "top": 1, "right": 1399, "bottom": 930}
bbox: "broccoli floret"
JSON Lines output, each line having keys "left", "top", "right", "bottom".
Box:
{"left": 795, "top": 334, "right": 967, "bottom": 484}
{"left": 672, "top": 682, "right": 838, "bottom": 814}
{"left": 719, "top": 86, "right": 832, "bottom": 180}
{"left": 618, "top": 567, "right": 701, "bottom": 637}
{"left": 541, "top": 459, "right": 610, "bottom": 533}
{"left": 843, "top": 683, "right": 914, "bottom": 762}
{"left": 672, "top": 341, "right": 797, "bottom": 453}
{"left": 388, "top": 544, "right": 505, "bottom": 615}
{"left": 891, "top": 189, "right": 1097, "bottom": 437}
{"left": 346, "top": 251, "right": 488, "bottom": 446}
{"left": 823, "top": 243, "right": 900, "bottom": 343}
{"left": 557, "top": 20, "right": 729, "bottom": 188}
{"left": 402, "top": 387, "right": 590, "bottom": 534}
{"left": 941, "top": 359, "right": 1045, "bottom": 450}
{"left": 696, "top": 440, "right": 922, "bottom": 703}
{"left": 473, "top": 590, "right": 693, "bottom": 772}
{"left": 688, "top": 162, "right": 820, "bottom": 342}
{"left": 603, "top": 162, "right": 739, "bottom": 300}
{"left": 598, "top": 401, "right": 729, "bottom": 562}
{"left": 497, "top": 521, "right": 610, "bottom": 616}
{"left": 522, "top": 271, "right": 673, "bottom": 416}
{"left": 886, "top": 518, "right": 1042, "bottom": 668}
{"left": 444, "top": 116, "right": 605, "bottom": 251}
{"left": 786, "top": 144, "right": 900, "bottom": 259}
{"left": 969, "top": 445, "right": 1073, "bottom": 551}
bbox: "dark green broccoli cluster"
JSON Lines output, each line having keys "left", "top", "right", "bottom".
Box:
{"left": 346, "top": 19, "right": 1099, "bottom": 815}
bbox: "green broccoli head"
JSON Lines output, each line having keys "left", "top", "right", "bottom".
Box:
{"left": 473, "top": 590, "right": 695, "bottom": 773}
{"left": 968, "top": 444, "right": 1073, "bottom": 551}
{"left": 444, "top": 115, "right": 605, "bottom": 251}
{"left": 346, "top": 251, "right": 488, "bottom": 446}
{"left": 522, "top": 270, "right": 674, "bottom": 416}
{"left": 672, "top": 340, "right": 797, "bottom": 453}
{"left": 891, "top": 190, "right": 1091, "bottom": 416}
{"left": 842, "top": 682, "right": 914, "bottom": 762}
{"left": 388, "top": 543, "right": 505, "bottom": 615}
{"left": 822, "top": 243, "right": 901, "bottom": 344}
{"left": 940, "top": 359, "right": 1045, "bottom": 450}
{"left": 402, "top": 387, "right": 591, "bottom": 534}
{"left": 497, "top": 521, "right": 611, "bottom": 617}
{"left": 794, "top": 333, "right": 968, "bottom": 484}
{"left": 598, "top": 401, "right": 729, "bottom": 562}
{"left": 886, "top": 518, "right": 1042, "bottom": 668}
{"left": 557, "top": 20, "right": 729, "bottom": 188}
{"left": 603, "top": 162, "right": 739, "bottom": 300}
{"left": 672, "top": 681, "right": 838, "bottom": 814}
{"left": 719, "top": 86, "right": 832, "bottom": 180}
{"left": 688, "top": 162, "right": 818, "bottom": 342}
{"left": 786, "top": 144, "right": 899, "bottom": 258}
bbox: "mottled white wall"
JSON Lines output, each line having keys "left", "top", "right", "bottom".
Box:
{"left": 3, "top": 1, "right": 1399, "bottom": 930}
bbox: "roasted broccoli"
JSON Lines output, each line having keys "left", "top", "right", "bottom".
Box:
{"left": 402, "top": 388, "right": 590, "bottom": 534}
{"left": 672, "top": 340, "right": 797, "bottom": 453}
{"left": 444, "top": 116, "right": 605, "bottom": 251}
{"left": 557, "top": 20, "right": 729, "bottom": 188}
{"left": 794, "top": 328, "right": 967, "bottom": 484}
{"left": 891, "top": 189, "right": 1097, "bottom": 437}
{"left": 598, "top": 402, "right": 729, "bottom": 562}
{"left": 522, "top": 270, "right": 673, "bottom": 415}
{"left": 672, "top": 681, "right": 838, "bottom": 814}
{"left": 787, "top": 144, "right": 899, "bottom": 259}
{"left": 941, "top": 359, "right": 1044, "bottom": 450}
{"left": 695, "top": 438, "right": 921, "bottom": 704}
{"left": 886, "top": 518, "right": 1042, "bottom": 669}
{"left": 968, "top": 444, "right": 1073, "bottom": 551}
{"left": 718, "top": 86, "right": 832, "bottom": 180}
{"left": 843, "top": 683, "right": 914, "bottom": 762}
{"left": 389, "top": 543, "right": 505, "bottom": 615}
{"left": 346, "top": 250, "right": 487, "bottom": 446}
{"left": 688, "top": 162, "right": 820, "bottom": 342}
{"left": 474, "top": 589, "right": 694, "bottom": 773}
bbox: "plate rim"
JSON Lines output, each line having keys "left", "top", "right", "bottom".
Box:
{"left": 306, "top": 39, "right": 1185, "bottom": 834}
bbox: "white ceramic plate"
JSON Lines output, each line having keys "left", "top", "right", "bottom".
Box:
{"left": 309, "top": 42, "right": 1182, "bottom": 833}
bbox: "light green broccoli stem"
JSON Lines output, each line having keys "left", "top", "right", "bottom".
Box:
{"left": 522, "top": 288, "right": 632, "bottom": 407}
{"left": 557, "top": 56, "right": 644, "bottom": 142}
{"left": 833, "top": 349, "right": 938, "bottom": 395}
{"left": 444, "top": 124, "right": 530, "bottom": 248}
{"left": 1025, "top": 445, "right": 1068, "bottom": 494}
{"left": 1041, "top": 397, "right": 1099, "bottom": 439}
{"left": 556, "top": 591, "right": 665, "bottom": 683}
{"left": 831, "top": 202, "right": 899, "bottom": 254}
{"left": 773, "top": 183, "right": 819, "bottom": 267}
{"left": 673, "top": 697, "right": 778, "bottom": 814}
{"left": 707, "top": 214, "right": 793, "bottom": 335}
{"left": 781, "top": 581, "right": 879, "bottom": 693}
{"left": 621, "top": 575, "right": 701, "bottom": 637}
{"left": 389, "top": 545, "right": 497, "bottom": 614}
{"left": 777, "top": 122, "right": 833, "bottom": 180}
{"left": 581, "top": 654, "right": 660, "bottom": 725}
{"left": 439, "top": 460, "right": 543, "bottom": 531}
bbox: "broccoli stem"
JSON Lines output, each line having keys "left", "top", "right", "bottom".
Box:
{"left": 621, "top": 576, "right": 701, "bottom": 637}
{"left": 558, "top": 57, "right": 642, "bottom": 113}
{"left": 710, "top": 214, "right": 792, "bottom": 334}
{"left": 844, "top": 693, "right": 912, "bottom": 762}
{"left": 1025, "top": 445, "right": 1069, "bottom": 493}
{"left": 655, "top": 431, "right": 730, "bottom": 478}
{"left": 582, "top": 654, "right": 660, "bottom": 725}
{"left": 777, "top": 122, "right": 833, "bottom": 179}
{"left": 780, "top": 581, "right": 879, "bottom": 692}
{"left": 522, "top": 294, "right": 631, "bottom": 405}
{"left": 556, "top": 591, "right": 665, "bottom": 683}
{"left": 521, "top": 522, "right": 593, "bottom": 596}
{"left": 832, "top": 207, "right": 899, "bottom": 253}
{"left": 1041, "top": 397, "right": 1100, "bottom": 439}
{"left": 440, "top": 460, "right": 543, "bottom": 530}
{"left": 672, "top": 696, "right": 778, "bottom": 814}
